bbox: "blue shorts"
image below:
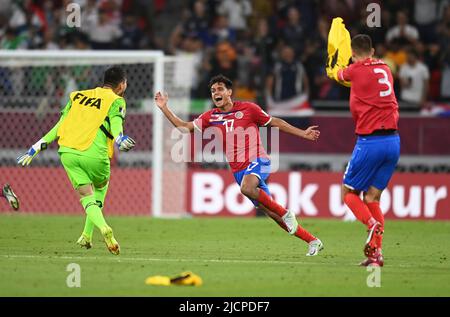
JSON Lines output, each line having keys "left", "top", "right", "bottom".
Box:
{"left": 233, "top": 157, "right": 271, "bottom": 207}
{"left": 344, "top": 134, "right": 400, "bottom": 192}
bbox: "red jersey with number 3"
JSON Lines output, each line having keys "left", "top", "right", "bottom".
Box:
{"left": 193, "top": 101, "right": 272, "bottom": 173}
{"left": 338, "top": 58, "right": 399, "bottom": 135}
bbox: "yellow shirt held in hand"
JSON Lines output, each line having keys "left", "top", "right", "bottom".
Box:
{"left": 326, "top": 17, "right": 352, "bottom": 87}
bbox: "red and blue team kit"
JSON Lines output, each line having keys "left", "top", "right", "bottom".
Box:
{"left": 338, "top": 58, "right": 400, "bottom": 191}
{"left": 193, "top": 101, "right": 272, "bottom": 205}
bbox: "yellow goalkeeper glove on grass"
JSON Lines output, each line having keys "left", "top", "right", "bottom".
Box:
{"left": 145, "top": 271, "right": 203, "bottom": 286}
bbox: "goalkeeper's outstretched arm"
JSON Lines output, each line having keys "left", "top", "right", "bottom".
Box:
{"left": 17, "top": 100, "right": 71, "bottom": 166}
{"left": 154, "top": 91, "right": 195, "bottom": 133}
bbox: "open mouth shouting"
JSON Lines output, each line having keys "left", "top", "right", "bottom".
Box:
{"left": 213, "top": 95, "right": 224, "bottom": 106}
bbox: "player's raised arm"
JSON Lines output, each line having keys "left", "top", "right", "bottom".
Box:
{"left": 154, "top": 91, "right": 195, "bottom": 133}
{"left": 269, "top": 117, "right": 320, "bottom": 141}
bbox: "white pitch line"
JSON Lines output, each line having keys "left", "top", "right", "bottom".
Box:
{"left": 0, "top": 254, "right": 418, "bottom": 268}
{"left": 0, "top": 254, "right": 338, "bottom": 266}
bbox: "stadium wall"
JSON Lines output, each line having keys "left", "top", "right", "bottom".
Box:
{"left": 1, "top": 167, "right": 448, "bottom": 220}
{"left": 188, "top": 170, "right": 449, "bottom": 220}
{"left": 1, "top": 112, "right": 449, "bottom": 155}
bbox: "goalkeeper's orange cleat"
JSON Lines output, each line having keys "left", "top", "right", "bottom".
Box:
{"left": 2, "top": 184, "right": 19, "bottom": 211}
{"left": 101, "top": 226, "right": 120, "bottom": 255}
{"left": 364, "top": 222, "right": 384, "bottom": 257}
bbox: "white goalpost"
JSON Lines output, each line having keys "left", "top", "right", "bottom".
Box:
{"left": 0, "top": 50, "right": 193, "bottom": 218}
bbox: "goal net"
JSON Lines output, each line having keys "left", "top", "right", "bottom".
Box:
{"left": 0, "top": 51, "right": 193, "bottom": 217}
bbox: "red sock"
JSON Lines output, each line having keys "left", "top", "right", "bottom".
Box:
{"left": 257, "top": 189, "right": 287, "bottom": 218}
{"left": 268, "top": 211, "right": 316, "bottom": 243}
{"left": 366, "top": 202, "right": 384, "bottom": 226}
{"left": 258, "top": 190, "right": 316, "bottom": 243}
{"left": 344, "top": 193, "right": 376, "bottom": 228}
{"left": 366, "top": 202, "right": 384, "bottom": 248}
{"left": 294, "top": 226, "right": 316, "bottom": 243}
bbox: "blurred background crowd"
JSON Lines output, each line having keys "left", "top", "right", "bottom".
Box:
{"left": 1, "top": 0, "right": 450, "bottom": 112}
{"left": 0, "top": 0, "right": 448, "bottom": 206}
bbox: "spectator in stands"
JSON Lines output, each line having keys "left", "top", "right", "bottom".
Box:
{"left": 250, "top": 0, "right": 274, "bottom": 21}
{"left": 353, "top": 6, "right": 389, "bottom": 47}
{"left": 439, "top": 10, "right": 450, "bottom": 101}
{"left": 81, "top": 0, "right": 99, "bottom": 34}
{"left": 280, "top": 6, "right": 305, "bottom": 56}
{"left": 118, "top": 14, "right": 143, "bottom": 49}
{"left": 184, "top": 0, "right": 210, "bottom": 44}
{"left": 0, "top": 0, "right": 12, "bottom": 18}
{"left": 441, "top": 49, "right": 450, "bottom": 101}
{"left": 398, "top": 49, "right": 430, "bottom": 109}
{"left": 217, "top": 0, "right": 252, "bottom": 32}
{"left": 2, "top": 0, "right": 449, "bottom": 108}
{"left": 6, "top": 2, "right": 26, "bottom": 30}
{"left": 436, "top": 4, "right": 450, "bottom": 40}
{"left": 323, "top": 0, "right": 361, "bottom": 25}
{"left": 207, "top": 15, "right": 236, "bottom": 47}
{"left": 251, "top": 18, "right": 276, "bottom": 104}
{"left": 88, "top": 9, "right": 122, "bottom": 49}
{"left": 422, "top": 42, "right": 442, "bottom": 101}
{"left": 414, "top": 0, "right": 439, "bottom": 43}
{"left": 265, "top": 45, "right": 310, "bottom": 115}
{"left": 175, "top": 33, "right": 205, "bottom": 97}
{"left": 234, "top": 43, "right": 258, "bottom": 101}
{"left": 41, "top": 27, "right": 59, "bottom": 50}
{"left": 385, "top": 39, "right": 408, "bottom": 71}
{"left": 386, "top": 10, "right": 420, "bottom": 46}
{"left": 0, "top": 27, "right": 27, "bottom": 50}
{"left": 98, "top": 0, "right": 122, "bottom": 27}
{"left": 206, "top": 41, "right": 238, "bottom": 84}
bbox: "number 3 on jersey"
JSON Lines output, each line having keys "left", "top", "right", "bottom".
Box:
{"left": 373, "top": 68, "right": 392, "bottom": 97}
{"left": 223, "top": 119, "right": 234, "bottom": 132}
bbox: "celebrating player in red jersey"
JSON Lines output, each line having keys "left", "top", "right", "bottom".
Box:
{"left": 337, "top": 35, "right": 400, "bottom": 266}
{"left": 155, "top": 74, "right": 324, "bottom": 256}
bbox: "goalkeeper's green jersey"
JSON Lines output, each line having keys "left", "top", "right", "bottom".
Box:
{"left": 42, "top": 93, "right": 126, "bottom": 160}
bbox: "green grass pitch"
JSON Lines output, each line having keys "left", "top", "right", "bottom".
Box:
{"left": 0, "top": 214, "right": 449, "bottom": 296}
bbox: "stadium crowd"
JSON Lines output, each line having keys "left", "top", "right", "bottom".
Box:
{"left": 1, "top": 0, "right": 450, "bottom": 111}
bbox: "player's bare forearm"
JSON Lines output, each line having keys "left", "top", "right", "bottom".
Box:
{"left": 162, "top": 107, "right": 194, "bottom": 133}
{"left": 270, "top": 117, "right": 304, "bottom": 137}
{"left": 154, "top": 91, "right": 194, "bottom": 133}
{"left": 270, "top": 117, "right": 320, "bottom": 141}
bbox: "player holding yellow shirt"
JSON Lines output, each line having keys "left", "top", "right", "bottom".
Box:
{"left": 17, "top": 67, "right": 136, "bottom": 255}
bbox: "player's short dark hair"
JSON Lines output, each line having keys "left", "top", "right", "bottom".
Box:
{"left": 103, "top": 66, "right": 127, "bottom": 87}
{"left": 351, "top": 34, "right": 373, "bottom": 55}
{"left": 208, "top": 74, "right": 233, "bottom": 90}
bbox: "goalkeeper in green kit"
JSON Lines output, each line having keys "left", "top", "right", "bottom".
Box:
{"left": 17, "top": 67, "right": 136, "bottom": 255}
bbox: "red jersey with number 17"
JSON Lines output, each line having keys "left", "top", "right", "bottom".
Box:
{"left": 338, "top": 58, "right": 399, "bottom": 135}
{"left": 193, "top": 101, "right": 272, "bottom": 173}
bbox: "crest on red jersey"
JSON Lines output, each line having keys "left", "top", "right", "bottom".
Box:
{"left": 235, "top": 111, "right": 243, "bottom": 119}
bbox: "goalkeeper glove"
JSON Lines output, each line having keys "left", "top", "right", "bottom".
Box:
{"left": 17, "top": 138, "right": 48, "bottom": 166}
{"left": 115, "top": 133, "right": 136, "bottom": 152}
